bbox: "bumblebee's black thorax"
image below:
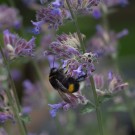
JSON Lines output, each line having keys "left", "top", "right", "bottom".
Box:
{"left": 49, "top": 68, "right": 65, "bottom": 90}
{"left": 49, "top": 68, "right": 79, "bottom": 93}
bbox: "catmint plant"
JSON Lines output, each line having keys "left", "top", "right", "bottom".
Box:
{"left": 3, "top": 29, "right": 35, "bottom": 59}
{"left": 0, "top": 0, "right": 133, "bottom": 134}
{"left": 0, "top": 5, "right": 22, "bottom": 30}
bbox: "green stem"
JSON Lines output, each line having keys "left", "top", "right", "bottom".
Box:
{"left": 66, "top": 0, "right": 85, "bottom": 53}
{"left": 66, "top": 1, "right": 104, "bottom": 135}
{"left": 0, "top": 45, "right": 27, "bottom": 135}
{"left": 90, "top": 76, "right": 104, "bottom": 135}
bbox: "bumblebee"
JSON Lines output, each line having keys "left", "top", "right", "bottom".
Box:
{"left": 49, "top": 67, "right": 87, "bottom": 103}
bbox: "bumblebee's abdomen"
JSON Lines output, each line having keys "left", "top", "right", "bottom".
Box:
{"left": 67, "top": 83, "right": 79, "bottom": 93}
{"left": 68, "top": 84, "right": 74, "bottom": 93}
{"left": 66, "top": 77, "right": 79, "bottom": 93}
{"left": 49, "top": 70, "right": 80, "bottom": 93}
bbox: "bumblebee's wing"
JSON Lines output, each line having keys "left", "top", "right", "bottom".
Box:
{"left": 57, "top": 89, "right": 78, "bottom": 104}
{"left": 57, "top": 90, "right": 71, "bottom": 103}
{"left": 55, "top": 79, "right": 71, "bottom": 103}
{"left": 56, "top": 79, "right": 78, "bottom": 103}
{"left": 56, "top": 79, "right": 67, "bottom": 92}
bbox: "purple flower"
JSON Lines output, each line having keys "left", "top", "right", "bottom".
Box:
{"left": 87, "top": 25, "right": 128, "bottom": 57}
{"left": 93, "top": 74, "right": 104, "bottom": 90}
{"left": 72, "top": 65, "right": 83, "bottom": 77}
{"left": 48, "top": 92, "right": 89, "bottom": 117}
{"left": 0, "top": 5, "right": 22, "bottom": 30}
{"left": 116, "top": 29, "right": 128, "bottom": 38}
{"left": 47, "top": 33, "right": 83, "bottom": 58}
{"left": 52, "top": 0, "right": 64, "bottom": 8}
{"left": 103, "top": 0, "right": 128, "bottom": 7}
{"left": 63, "top": 0, "right": 101, "bottom": 15}
{"left": 108, "top": 71, "right": 113, "bottom": 80}
{"left": 0, "top": 112, "right": 14, "bottom": 124}
{"left": 45, "top": 33, "right": 97, "bottom": 78}
{"left": 3, "top": 29, "right": 35, "bottom": 59}
{"left": 92, "top": 7, "right": 102, "bottom": 19}
{"left": 32, "top": 7, "right": 63, "bottom": 32}
{"left": 45, "top": 33, "right": 96, "bottom": 117}
{"left": 48, "top": 102, "right": 65, "bottom": 117}
{"left": 93, "top": 72, "right": 128, "bottom": 96}
{"left": 31, "top": 20, "right": 44, "bottom": 34}
{"left": 108, "top": 73, "right": 128, "bottom": 93}
{"left": 47, "top": 55, "right": 59, "bottom": 68}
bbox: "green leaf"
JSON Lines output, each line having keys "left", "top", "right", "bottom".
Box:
{"left": 80, "top": 102, "right": 95, "bottom": 114}
{"left": 98, "top": 94, "right": 112, "bottom": 104}
{"left": 20, "top": 114, "right": 31, "bottom": 123}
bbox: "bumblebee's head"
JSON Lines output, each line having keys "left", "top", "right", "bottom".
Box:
{"left": 50, "top": 67, "right": 58, "bottom": 75}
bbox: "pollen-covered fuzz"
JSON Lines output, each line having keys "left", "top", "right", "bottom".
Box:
{"left": 48, "top": 91, "right": 89, "bottom": 117}
{"left": 32, "top": 6, "right": 64, "bottom": 33}
{"left": 45, "top": 33, "right": 97, "bottom": 78}
{"left": 87, "top": 25, "right": 128, "bottom": 57}
{"left": 93, "top": 72, "right": 128, "bottom": 96}
{"left": 3, "top": 29, "right": 35, "bottom": 59}
{"left": 0, "top": 5, "right": 22, "bottom": 29}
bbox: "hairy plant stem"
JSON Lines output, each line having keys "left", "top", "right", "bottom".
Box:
{"left": 66, "top": 0, "right": 85, "bottom": 53}
{"left": 90, "top": 76, "right": 104, "bottom": 135}
{"left": 66, "top": 1, "right": 104, "bottom": 135}
{"left": 0, "top": 44, "right": 27, "bottom": 135}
